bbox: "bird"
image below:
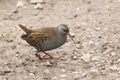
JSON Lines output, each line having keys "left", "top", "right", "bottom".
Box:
{"left": 18, "top": 24, "right": 74, "bottom": 60}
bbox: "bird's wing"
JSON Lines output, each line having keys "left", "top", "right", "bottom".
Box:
{"left": 24, "top": 28, "right": 57, "bottom": 45}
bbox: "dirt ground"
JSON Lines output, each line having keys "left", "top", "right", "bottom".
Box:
{"left": 0, "top": 0, "right": 120, "bottom": 80}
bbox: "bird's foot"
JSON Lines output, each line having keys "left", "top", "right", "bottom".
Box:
{"left": 42, "top": 52, "right": 66, "bottom": 61}
{"left": 35, "top": 52, "right": 42, "bottom": 60}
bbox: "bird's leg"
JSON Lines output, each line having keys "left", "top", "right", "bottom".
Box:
{"left": 42, "top": 54, "right": 48, "bottom": 58}
{"left": 42, "top": 51, "right": 66, "bottom": 60}
{"left": 42, "top": 51, "right": 58, "bottom": 60}
{"left": 35, "top": 52, "right": 42, "bottom": 60}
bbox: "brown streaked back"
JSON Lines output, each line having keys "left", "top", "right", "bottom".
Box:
{"left": 19, "top": 25, "right": 58, "bottom": 46}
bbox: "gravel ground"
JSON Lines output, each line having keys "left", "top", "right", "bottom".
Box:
{"left": 0, "top": 0, "right": 120, "bottom": 80}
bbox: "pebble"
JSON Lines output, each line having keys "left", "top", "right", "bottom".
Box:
{"left": 16, "top": 1, "right": 25, "bottom": 8}
{"left": 52, "top": 77, "right": 58, "bottom": 80}
{"left": 34, "top": 3, "right": 44, "bottom": 10}
{"left": 109, "top": 65, "right": 118, "bottom": 71}
{"left": 88, "top": 40, "right": 94, "bottom": 45}
{"left": 75, "top": 44, "right": 82, "bottom": 49}
{"left": 110, "top": 52, "right": 116, "bottom": 56}
{"left": 70, "top": 32, "right": 75, "bottom": 37}
{"left": 117, "top": 58, "right": 120, "bottom": 62}
{"left": 81, "top": 22, "right": 87, "bottom": 26}
{"left": 95, "top": 27, "right": 101, "bottom": 31}
{"left": 60, "top": 74, "right": 68, "bottom": 78}
{"left": 90, "top": 56, "right": 100, "bottom": 61}
{"left": 3, "top": 79, "right": 8, "bottom": 80}
{"left": 61, "top": 69, "right": 66, "bottom": 72}
{"left": 44, "top": 69, "right": 50, "bottom": 74}
{"left": 30, "top": 0, "right": 45, "bottom": 4}
{"left": 44, "top": 61, "right": 52, "bottom": 67}
{"left": 103, "top": 47, "right": 112, "bottom": 54}
{"left": 71, "top": 55, "right": 77, "bottom": 60}
{"left": 81, "top": 53, "right": 91, "bottom": 62}
{"left": 90, "top": 69, "right": 99, "bottom": 73}
{"left": 68, "top": 14, "right": 78, "bottom": 19}
{"left": 81, "top": 72, "right": 87, "bottom": 78}
{"left": 29, "top": 73, "right": 34, "bottom": 76}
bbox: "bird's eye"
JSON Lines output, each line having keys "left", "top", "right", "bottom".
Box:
{"left": 63, "top": 29, "right": 68, "bottom": 32}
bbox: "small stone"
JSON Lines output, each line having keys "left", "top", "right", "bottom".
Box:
{"left": 68, "top": 14, "right": 77, "bottom": 19}
{"left": 81, "top": 53, "right": 91, "bottom": 62}
{"left": 90, "top": 69, "right": 99, "bottom": 73}
{"left": 15, "top": 53, "right": 19, "bottom": 57}
{"left": 81, "top": 72, "right": 87, "bottom": 78}
{"left": 11, "top": 45, "right": 17, "bottom": 49}
{"left": 0, "top": 71, "right": 11, "bottom": 75}
{"left": 103, "top": 47, "right": 112, "bottom": 54}
{"left": 44, "top": 61, "right": 52, "bottom": 67}
{"left": 44, "top": 69, "right": 50, "bottom": 74}
{"left": 70, "top": 32, "right": 75, "bottom": 37}
{"left": 60, "top": 74, "right": 68, "bottom": 78}
{"left": 6, "top": 38, "right": 13, "bottom": 42}
{"left": 90, "top": 56, "right": 100, "bottom": 61}
{"left": 75, "top": 44, "right": 82, "bottom": 49}
{"left": 3, "top": 78, "right": 8, "bottom": 80}
{"left": 71, "top": 56, "right": 77, "bottom": 60}
{"left": 44, "top": 77, "right": 51, "bottom": 80}
{"left": 30, "top": 0, "right": 45, "bottom": 4}
{"left": 13, "top": 9, "right": 18, "bottom": 13}
{"left": 29, "top": 73, "right": 34, "bottom": 76}
{"left": 61, "top": 69, "right": 66, "bottom": 72}
{"left": 75, "top": 40, "right": 81, "bottom": 44}
{"left": 34, "top": 3, "right": 44, "bottom": 10}
{"left": 3, "top": 62, "right": 8, "bottom": 65}
{"left": 81, "top": 22, "right": 87, "bottom": 26}
{"left": 117, "top": 58, "right": 120, "bottom": 62}
{"left": 88, "top": 40, "right": 94, "bottom": 44}
{"left": 110, "top": 52, "right": 116, "bottom": 56}
{"left": 118, "top": 70, "right": 120, "bottom": 74}
{"left": 95, "top": 27, "right": 101, "bottom": 31}
{"left": 109, "top": 65, "right": 118, "bottom": 71}
{"left": 52, "top": 77, "right": 58, "bottom": 80}
{"left": 16, "top": 1, "right": 25, "bottom": 8}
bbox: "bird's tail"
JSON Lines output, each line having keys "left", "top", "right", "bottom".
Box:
{"left": 18, "top": 24, "right": 33, "bottom": 34}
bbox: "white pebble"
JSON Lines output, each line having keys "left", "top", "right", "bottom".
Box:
{"left": 110, "top": 52, "right": 116, "bottom": 56}
{"left": 52, "top": 77, "right": 58, "bottom": 80}
{"left": 44, "top": 69, "right": 50, "bottom": 74}
{"left": 81, "top": 53, "right": 91, "bottom": 62}
{"left": 81, "top": 22, "right": 87, "bottom": 26}
{"left": 60, "top": 74, "right": 68, "bottom": 78}
{"left": 90, "top": 56, "right": 100, "bottom": 61}
{"left": 30, "top": 0, "right": 44, "bottom": 4}
{"left": 44, "top": 61, "right": 52, "bottom": 67}
{"left": 109, "top": 65, "right": 118, "bottom": 71}
{"left": 90, "top": 69, "right": 99, "bottom": 73}
{"left": 61, "top": 69, "right": 66, "bottom": 72}
{"left": 34, "top": 3, "right": 44, "bottom": 10}
{"left": 71, "top": 56, "right": 77, "bottom": 60}
{"left": 70, "top": 32, "right": 75, "bottom": 37}
{"left": 16, "top": 1, "right": 25, "bottom": 8}
{"left": 29, "top": 73, "right": 34, "bottom": 76}
{"left": 103, "top": 47, "right": 112, "bottom": 54}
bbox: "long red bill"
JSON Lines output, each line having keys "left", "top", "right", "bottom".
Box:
{"left": 67, "top": 33, "right": 74, "bottom": 42}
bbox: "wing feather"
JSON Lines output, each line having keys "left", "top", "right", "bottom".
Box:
{"left": 23, "top": 28, "right": 57, "bottom": 46}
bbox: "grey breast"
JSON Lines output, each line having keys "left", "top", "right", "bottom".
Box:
{"left": 40, "top": 33, "right": 67, "bottom": 51}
